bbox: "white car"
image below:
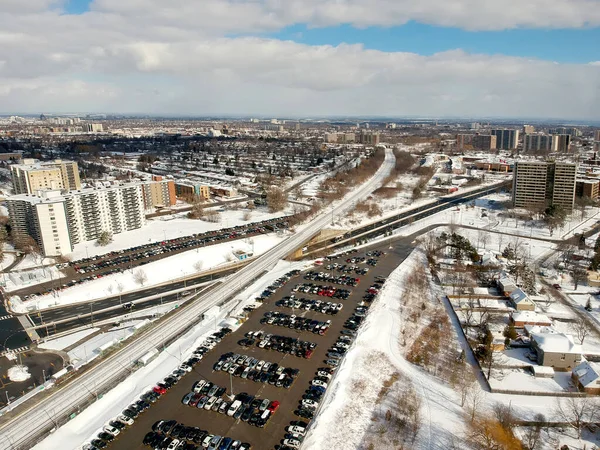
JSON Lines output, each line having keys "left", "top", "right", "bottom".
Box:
{"left": 286, "top": 425, "right": 306, "bottom": 435}
{"left": 167, "top": 439, "right": 180, "bottom": 450}
{"left": 317, "top": 371, "right": 332, "bottom": 379}
{"left": 302, "top": 399, "right": 319, "bottom": 409}
{"left": 102, "top": 425, "right": 120, "bottom": 437}
{"left": 117, "top": 414, "right": 134, "bottom": 425}
{"left": 204, "top": 396, "right": 217, "bottom": 410}
{"left": 311, "top": 379, "right": 328, "bottom": 388}
{"left": 283, "top": 438, "right": 302, "bottom": 449}
{"left": 227, "top": 400, "right": 242, "bottom": 417}
{"left": 180, "top": 364, "right": 193, "bottom": 373}
{"left": 193, "top": 380, "right": 207, "bottom": 393}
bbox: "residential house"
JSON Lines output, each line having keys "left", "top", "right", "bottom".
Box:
{"left": 572, "top": 361, "right": 600, "bottom": 394}
{"left": 511, "top": 311, "right": 552, "bottom": 327}
{"left": 530, "top": 329, "right": 582, "bottom": 370}
{"left": 509, "top": 288, "right": 536, "bottom": 311}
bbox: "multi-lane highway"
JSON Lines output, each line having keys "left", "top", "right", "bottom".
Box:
{"left": 0, "top": 149, "right": 396, "bottom": 450}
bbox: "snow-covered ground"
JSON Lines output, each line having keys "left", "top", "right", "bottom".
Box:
{"left": 39, "top": 328, "right": 99, "bottom": 351}
{"left": 15, "top": 233, "right": 286, "bottom": 311}
{"left": 32, "top": 259, "right": 311, "bottom": 450}
{"left": 68, "top": 206, "right": 290, "bottom": 260}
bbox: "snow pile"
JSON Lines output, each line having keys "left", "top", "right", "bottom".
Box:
{"left": 8, "top": 365, "right": 31, "bottom": 382}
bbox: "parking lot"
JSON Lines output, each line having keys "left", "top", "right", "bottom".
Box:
{"left": 103, "top": 239, "right": 414, "bottom": 450}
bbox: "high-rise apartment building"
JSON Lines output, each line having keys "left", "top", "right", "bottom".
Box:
{"left": 524, "top": 134, "right": 556, "bottom": 152}
{"left": 357, "top": 130, "right": 380, "bottom": 145}
{"left": 456, "top": 134, "right": 497, "bottom": 150}
{"left": 11, "top": 159, "right": 81, "bottom": 194}
{"left": 84, "top": 123, "right": 104, "bottom": 132}
{"left": 512, "top": 161, "right": 576, "bottom": 211}
{"left": 523, "top": 125, "right": 535, "bottom": 134}
{"left": 553, "top": 134, "right": 571, "bottom": 152}
{"left": 491, "top": 129, "right": 519, "bottom": 150}
{"left": 7, "top": 183, "right": 146, "bottom": 256}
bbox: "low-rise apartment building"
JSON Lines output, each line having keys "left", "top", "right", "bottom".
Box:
{"left": 11, "top": 159, "right": 81, "bottom": 194}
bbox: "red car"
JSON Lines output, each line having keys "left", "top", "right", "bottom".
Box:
{"left": 268, "top": 400, "right": 280, "bottom": 413}
{"left": 553, "top": 284, "right": 562, "bottom": 290}
{"left": 304, "top": 349, "right": 314, "bottom": 359}
{"left": 153, "top": 386, "right": 167, "bottom": 395}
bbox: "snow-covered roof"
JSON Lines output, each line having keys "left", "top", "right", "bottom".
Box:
{"left": 512, "top": 311, "right": 551, "bottom": 324}
{"left": 509, "top": 288, "right": 534, "bottom": 305}
{"left": 531, "top": 329, "right": 582, "bottom": 354}
{"left": 573, "top": 361, "right": 600, "bottom": 388}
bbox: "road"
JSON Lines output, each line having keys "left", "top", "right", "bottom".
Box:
{"left": 0, "top": 148, "right": 395, "bottom": 450}
{"left": 27, "top": 267, "right": 239, "bottom": 339}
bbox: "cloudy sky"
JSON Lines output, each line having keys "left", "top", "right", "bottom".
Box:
{"left": 1, "top": 0, "right": 600, "bottom": 119}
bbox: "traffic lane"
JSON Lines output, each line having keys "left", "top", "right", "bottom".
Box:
{"left": 28, "top": 269, "right": 236, "bottom": 328}
{"left": 107, "top": 240, "right": 414, "bottom": 450}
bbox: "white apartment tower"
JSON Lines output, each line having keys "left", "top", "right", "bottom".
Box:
{"left": 7, "top": 184, "right": 146, "bottom": 256}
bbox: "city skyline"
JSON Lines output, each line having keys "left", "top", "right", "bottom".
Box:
{"left": 1, "top": 0, "right": 599, "bottom": 119}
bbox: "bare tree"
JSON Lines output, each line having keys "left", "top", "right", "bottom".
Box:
{"left": 454, "top": 366, "right": 476, "bottom": 407}
{"left": 133, "top": 269, "right": 148, "bottom": 286}
{"left": 193, "top": 260, "right": 204, "bottom": 272}
{"left": 522, "top": 413, "right": 545, "bottom": 450}
{"left": 554, "top": 396, "right": 600, "bottom": 439}
{"left": 497, "top": 233, "right": 504, "bottom": 253}
{"left": 266, "top": 187, "right": 288, "bottom": 212}
{"left": 572, "top": 317, "right": 591, "bottom": 345}
{"left": 467, "top": 385, "right": 484, "bottom": 421}
{"left": 116, "top": 282, "right": 124, "bottom": 305}
{"left": 492, "top": 402, "right": 515, "bottom": 431}
{"left": 106, "top": 284, "right": 114, "bottom": 296}
{"left": 571, "top": 266, "right": 588, "bottom": 290}
{"left": 480, "top": 232, "right": 490, "bottom": 250}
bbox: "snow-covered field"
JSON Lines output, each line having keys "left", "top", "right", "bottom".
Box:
{"left": 32, "top": 259, "right": 311, "bottom": 450}
{"left": 15, "top": 233, "right": 286, "bottom": 311}
{"left": 68, "top": 206, "right": 290, "bottom": 260}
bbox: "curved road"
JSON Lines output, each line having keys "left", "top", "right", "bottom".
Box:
{"left": 0, "top": 149, "right": 395, "bottom": 450}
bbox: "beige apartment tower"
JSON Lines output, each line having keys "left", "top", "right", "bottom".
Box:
{"left": 11, "top": 159, "right": 81, "bottom": 194}
{"left": 512, "top": 161, "right": 576, "bottom": 211}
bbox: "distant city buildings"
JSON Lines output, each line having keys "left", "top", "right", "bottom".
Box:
{"left": 11, "top": 159, "right": 81, "bottom": 194}
{"left": 491, "top": 129, "right": 519, "bottom": 150}
{"left": 524, "top": 134, "right": 556, "bottom": 152}
{"left": 512, "top": 161, "right": 577, "bottom": 211}
{"left": 84, "top": 123, "right": 104, "bottom": 133}
{"left": 523, "top": 125, "right": 535, "bottom": 134}
{"left": 456, "top": 134, "right": 496, "bottom": 150}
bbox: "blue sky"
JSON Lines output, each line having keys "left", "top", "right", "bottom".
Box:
{"left": 269, "top": 22, "right": 600, "bottom": 64}
{"left": 63, "top": 0, "right": 600, "bottom": 64}
{"left": 63, "top": 0, "right": 92, "bottom": 15}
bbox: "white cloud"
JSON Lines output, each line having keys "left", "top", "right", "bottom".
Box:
{"left": 86, "top": 0, "right": 600, "bottom": 32}
{"left": 0, "top": 1, "right": 599, "bottom": 118}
